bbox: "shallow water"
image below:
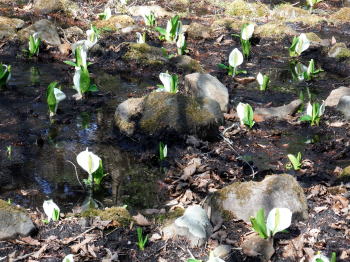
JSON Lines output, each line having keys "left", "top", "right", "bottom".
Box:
{"left": 0, "top": 59, "right": 163, "bottom": 212}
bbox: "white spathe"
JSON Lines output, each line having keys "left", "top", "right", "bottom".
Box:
{"left": 52, "top": 87, "right": 66, "bottom": 115}
{"left": 229, "top": 48, "right": 243, "bottom": 68}
{"left": 32, "top": 32, "right": 40, "bottom": 43}
{"left": 177, "top": 33, "right": 185, "bottom": 49}
{"left": 62, "top": 254, "right": 74, "bottom": 262}
{"left": 86, "top": 28, "right": 98, "bottom": 49}
{"left": 256, "top": 72, "right": 264, "bottom": 86}
{"left": 266, "top": 207, "right": 292, "bottom": 236}
{"left": 104, "top": 7, "right": 112, "bottom": 20}
{"left": 295, "top": 33, "right": 310, "bottom": 56}
{"left": 236, "top": 102, "right": 247, "bottom": 125}
{"left": 319, "top": 101, "right": 325, "bottom": 116}
{"left": 136, "top": 32, "right": 145, "bottom": 43}
{"left": 159, "top": 72, "right": 172, "bottom": 92}
{"left": 311, "top": 253, "right": 330, "bottom": 262}
{"left": 295, "top": 63, "right": 307, "bottom": 80}
{"left": 43, "top": 200, "right": 60, "bottom": 222}
{"left": 207, "top": 252, "right": 225, "bottom": 262}
{"left": 73, "top": 67, "right": 82, "bottom": 99}
{"left": 3, "top": 65, "right": 11, "bottom": 84}
{"left": 76, "top": 148, "right": 101, "bottom": 175}
{"left": 241, "top": 24, "right": 255, "bottom": 40}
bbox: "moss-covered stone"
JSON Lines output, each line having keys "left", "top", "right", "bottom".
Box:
{"left": 33, "top": 0, "right": 77, "bottom": 15}
{"left": 255, "top": 22, "right": 297, "bottom": 39}
{"left": 225, "top": 0, "right": 269, "bottom": 18}
{"left": 168, "top": 0, "right": 190, "bottom": 11}
{"left": 139, "top": 92, "right": 223, "bottom": 139}
{"left": 330, "top": 8, "right": 350, "bottom": 24}
{"left": 94, "top": 15, "right": 135, "bottom": 30}
{"left": 336, "top": 165, "right": 350, "bottom": 183}
{"left": 211, "top": 18, "right": 251, "bottom": 31}
{"left": 169, "top": 55, "right": 204, "bottom": 73}
{"left": 207, "top": 174, "right": 308, "bottom": 222}
{"left": 328, "top": 43, "right": 350, "bottom": 59}
{"left": 80, "top": 206, "right": 132, "bottom": 226}
{"left": 186, "top": 22, "right": 212, "bottom": 39}
{"left": 0, "top": 16, "right": 24, "bottom": 39}
{"left": 306, "top": 32, "right": 322, "bottom": 44}
{"left": 155, "top": 208, "right": 185, "bottom": 224}
{"left": 0, "top": 199, "right": 23, "bottom": 213}
{"left": 122, "top": 43, "right": 167, "bottom": 70}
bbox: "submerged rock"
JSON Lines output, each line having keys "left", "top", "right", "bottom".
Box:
{"left": 128, "top": 5, "right": 172, "bottom": 17}
{"left": 241, "top": 233, "right": 275, "bottom": 262}
{"left": 185, "top": 73, "right": 229, "bottom": 112}
{"left": 255, "top": 99, "right": 302, "bottom": 121}
{"left": 162, "top": 205, "right": 212, "bottom": 247}
{"left": 0, "top": 200, "right": 35, "bottom": 240}
{"left": 325, "top": 86, "right": 350, "bottom": 107}
{"left": 114, "top": 92, "right": 224, "bottom": 139}
{"left": 206, "top": 174, "right": 308, "bottom": 223}
{"left": 94, "top": 15, "right": 135, "bottom": 31}
{"left": 0, "top": 16, "right": 25, "bottom": 39}
{"left": 121, "top": 43, "right": 167, "bottom": 71}
{"left": 18, "top": 19, "right": 61, "bottom": 46}
{"left": 336, "top": 96, "right": 350, "bottom": 119}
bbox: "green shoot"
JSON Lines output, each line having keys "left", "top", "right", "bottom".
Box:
{"left": 159, "top": 142, "right": 167, "bottom": 161}
{"left": 6, "top": 145, "right": 12, "bottom": 159}
{"left": 286, "top": 152, "right": 302, "bottom": 170}
{"left": 177, "top": 33, "right": 188, "bottom": 55}
{"left": 250, "top": 208, "right": 268, "bottom": 239}
{"left": 0, "top": 63, "right": 11, "bottom": 87}
{"left": 28, "top": 33, "right": 41, "bottom": 57}
{"left": 144, "top": 12, "right": 156, "bottom": 27}
{"left": 300, "top": 101, "right": 325, "bottom": 126}
{"left": 137, "top": 227, "right": 148, "bottom": 251}
{"left": 304, "top": 59, "right": 323, "bottom": 81}
{"left": 155, "top": 15, "right": 182, "bottom": 43}
{"left": 64, "top": 44, "right": 89, "bottom": 70}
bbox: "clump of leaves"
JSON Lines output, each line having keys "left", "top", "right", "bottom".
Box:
{"left": 300, "top": 101, "right": 325, "bottom": 126}
{"left": 155, "top": 15, "right": 182, "bottom": 43}
{"left": 289, "top": 33, "right": 310, "bottom": 57}
{"left": 137, "top": 227, "right": 148, "bottom": 251}
{"left": 143, "top": 11, "right": 156, "bottom": 27}
{"left": 250, "top": 207, "right": 292, "bottom": 239}
{"left": 286, "top": 152, "right": 302, "bottom": 170}
{"left": 27, "top": 33, "right": 41, "bottom": 57}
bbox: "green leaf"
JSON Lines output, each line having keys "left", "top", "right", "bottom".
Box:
{"left": 330, "top": 252, "right": 336, "bottom": 262}
{"left": 217, "top": 63, "right": 228, "bottom": 70}
{"left": 287, "top": 153, "right": 302, "bottom": 170}
{"left": 79, "top": 67, "right": 91, "bottom": 93}
{"left": 64, "top": 61, "right": 77, "bottom": 67}
{"left": 187, "top": 259, "right": 202, "bottom": 262}
{"left": 316, "top": 259, "right": 324, "bottom": 262}
{"left": 46, "top": 82, "right": 58, "bottom": 113}
{"left": 299, "top": 115, "right": 312, "bottom": 122}
{"left": 155, "top": 27, "right": 166, "bottom": 36}
{"left": 250, "top": 208, "right": 268, "bottom": 239}
{"left": 88, "top": 84, "right": 98, "bottom": 92}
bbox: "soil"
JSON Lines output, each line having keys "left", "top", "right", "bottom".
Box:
{"left": 0, "top": 0, "right": 349, "bottom": 261}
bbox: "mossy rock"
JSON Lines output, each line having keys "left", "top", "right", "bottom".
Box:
{"left": 169, "top": 55, "right": 204, "bottom": 73}
{"left": 255, "top": 22, "right": 297, "bottom": 39}
{"left": 336, "top": 166, "right": 350, "bottom": 183}
{"left": 168, "top": 0, "right": 190, "bottom": 11}
{"left": 328, "top": 43, "right": 350, "bottom": 59}
{"left": 206, "top": 174, "right": 308, "bottom": 223}
{"left": 330, "top": 8, "right": 350, "bottom": 24}
{"left": 225, "top": 0, "right": 269, "bottom": 18}
{"left": 122, "top": 43, "right": 167, "bottom": 70}
{"left": 94, "top": 15, "right": 135, "bottom": 31}
{"left": 80, "top": 206, "right": 132, "bottom": 226}
{"left": 0, "top": 16, "right": 25, "bottom": 39}
{"left": 211, "top": 18, "right": 251, "bottom": 31}
{"left": 33, "top": 0, "right": 77, "bottom": 15}
{"left": 139, "top": 92, "right": 224, "bottom": 139}
{"left": 186, "top": 22, "right": 212, "bottom": 39}
{"left": 272, "top": 4, "right": 324, "bottom": 26}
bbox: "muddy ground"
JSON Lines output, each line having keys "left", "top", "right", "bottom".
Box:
{"left": 0, "top": 0, "right": 350, "bottom": 261}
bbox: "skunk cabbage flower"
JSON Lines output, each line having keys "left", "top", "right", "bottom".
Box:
{"left": 99, "top": 7, "right": 112, "bottom": 20}
{"left": 295, "top": 33, "right": 310, "bottom": 56}
{"left": 86, "top": 26, "right": 98, "bottom": 49}
{"left": 295, "top": 62, "right": 307, "bottom": 80}
{"left": 43, "top": 200, "right": 60, "bottom": 222}
{"left": 136, "top": 32, "right": 145, "bottom": 43}
{"left": 74, "top": 45, "right": 88, "bottom": 69}
{"left": 266, "top": 207, "right": 292, "bottom": 236}
{"left": 306, "top": 101, "right": 325, "bottom": 118}
{"left": 47, "top": 82, "right": 66, "bottom": 116}
{"left": 256, "top": 72, "right": 264, "bottom": 86}
{"left": 159, "top": 72, "right": 173, "bottom": 92}
{"left": 176, "top": 33, "right": 186, "bottom": 49}
{"left": 241, "top": 23, "right": 255, "bottom": 40}
{"left": 77, "top": 148, "right": 101, "bottom": 176}
{"left": 62, "top": 254, "right": 74, "bottom": 262}
{"left": 311, "top": 253, "right": 330, "bottom": 262}
{"left": 229, "top": 48, "right": 243, "bottom": 68}
{"left": 73, "top": 67, "right": 83, "bottom": 99}
{"left": 236, "top": 102, "right": 246, "bottom": 125}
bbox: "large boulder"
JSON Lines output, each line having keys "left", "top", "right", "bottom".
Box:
{"left": 206, "top": 174, "right": 308, "bottom": 223}
{"left": 0, "top": 16, "right": 25, "bottom": 39}
{"left": 0, "top": 200, "right": 36, "bottom": 240}
{"left": 325, "top": 86, "right": 350, "bottom": 107}
{"left": 163, "top": 205, "right": 212, "bottom": 247}
{"left": 115, "top": 92, "right": 224, "bottom": 139}
{"left": 185, "top": 73, "right": 229, "bottom": 112}
{"left": 18, "top": 19, "right": 61, "bottom": 46}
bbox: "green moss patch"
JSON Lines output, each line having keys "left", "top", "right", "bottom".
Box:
{"left": 225, "top": 0, "right": 269, "bottom": 18}
{"left": 80, "top": 206, "right": 132, "bottom": 226}
{"left": 255, "top": 22, "right": 297, "bottom": 39}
